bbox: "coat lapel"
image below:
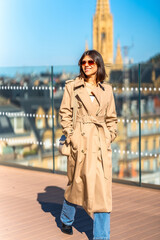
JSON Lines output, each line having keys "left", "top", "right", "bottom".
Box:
{"left": 91, "top": 83, "right": 106, "bottom": 115}
{"left": 74, "top": 77, "right": 106, "bottom": 116}
{"left": 76, "top": 87, "right": 96, "bottom": 115}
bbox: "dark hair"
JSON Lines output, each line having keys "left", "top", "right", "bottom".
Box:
{"left": 78, "top": 50, "right": 106, "bottom": 83}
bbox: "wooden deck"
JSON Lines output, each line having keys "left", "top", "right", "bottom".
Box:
{"left": 0, "top": 165, "right": 160, "bottom": 240}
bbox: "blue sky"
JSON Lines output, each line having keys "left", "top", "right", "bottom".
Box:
{"left": 0, "top": 0, "right": 160, "bottom": 67}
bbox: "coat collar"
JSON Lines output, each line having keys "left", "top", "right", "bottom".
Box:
{"left": 74, "top": 77, "right": 85, "bottom": 89}
{"left": 74, "top": 76, "right": 105, "bottom": 90}
{"left": 74, "top": 77, "right": 106, "bottom": 116}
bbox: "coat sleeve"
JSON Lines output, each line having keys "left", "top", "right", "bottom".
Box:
{"left": 59, "top": 83, "right": 73, "bottom": 143}
{"left": 105, "top": 86, "right": 118, "bottom": 143}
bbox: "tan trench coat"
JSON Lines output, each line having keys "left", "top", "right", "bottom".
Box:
{"left": 59, "top": 77, "right": 118, "bottom": 217}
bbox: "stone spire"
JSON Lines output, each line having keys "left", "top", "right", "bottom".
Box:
{"left": 85, "top": 40, "right": 89, "bottom": 51}
{"left": 115, "top": 40, "right": 123, "bottom": 70}
{"left": 96, "top": 0, "right": 110, "bottom": 14}
{"left": 152, "top": 69, "right": 156, "bottom": 82}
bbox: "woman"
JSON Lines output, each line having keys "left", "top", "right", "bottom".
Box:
{"left": 59, "top": 50, "right": 118, "bottom": 240}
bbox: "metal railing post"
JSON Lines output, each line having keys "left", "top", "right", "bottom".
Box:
{"left": 51, "top": 66, "right": 55, "bottom": 173}
{"left": 138, "top": 63, "right": 142, "bottom": 186}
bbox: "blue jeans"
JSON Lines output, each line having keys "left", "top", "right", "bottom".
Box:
{"left": 60, "top": 199, "right": 110, "bottom": 240}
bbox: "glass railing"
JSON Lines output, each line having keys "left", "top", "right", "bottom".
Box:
{"left": 108, "top": 63, "right": 160, "bottom": 185}
{"left": 0, "top": 66, "right": 53, "bottom": 169}
{"left": 0, "top": 63, "right": 160, "bottom": 186}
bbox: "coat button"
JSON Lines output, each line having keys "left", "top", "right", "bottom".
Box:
{"left": 81, "top": 132, "right": 85, "bottom": 136}
{"left": 81, "top": 150, "right": 84, "bottom": 153}
{"left": 99, "top": 147, "right": 101, "bottom": 150}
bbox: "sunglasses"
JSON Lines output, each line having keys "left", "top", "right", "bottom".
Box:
{"left": 81, "top": 60, "right": 95, "bottom": 66}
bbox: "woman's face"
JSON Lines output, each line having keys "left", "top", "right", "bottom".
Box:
{"left": 81, "top": 55, "right": 98, "bottom": 78}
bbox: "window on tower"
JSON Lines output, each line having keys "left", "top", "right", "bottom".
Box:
{"left": 101, "top": 14, "right": 106, "bottom": 20}
{"left": 101, "top": 32, "right": 106, "bottom": 40}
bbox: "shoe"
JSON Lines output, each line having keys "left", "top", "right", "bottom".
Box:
{"left": 61, "top": 223, "right": 73, "bottom": 235}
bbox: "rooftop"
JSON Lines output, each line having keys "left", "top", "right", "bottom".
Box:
{"left": 0, "top": 165, "right": 160, "bottom": 240}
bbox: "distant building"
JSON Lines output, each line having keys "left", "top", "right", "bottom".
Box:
{"left": 117, "top": 114, "right": 160, "bottom": 183}
{"left": 0, "top": 97, "right": 37, "bottom": 161}
{"left": 113, "top": 63, "right": 160, "bottom": 181}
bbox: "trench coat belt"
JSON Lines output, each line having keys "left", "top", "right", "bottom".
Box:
{"left": 76, "top": 115, "right": 105, "bottom": 125}
{"left": 76, "top": 115, "right": 111, "bottom": 179}
{"left": 76, "top": 115, "right": 106, "bottom": 135}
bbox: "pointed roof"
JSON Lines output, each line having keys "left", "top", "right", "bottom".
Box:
{"left": 85, "top": 40, "right": 89, "bottom": 51}
{"left": 115, "top": 40, "right": 123, "bottom": 66}
{"left": 95, "top": 0, "right": 110, "bottom": 15}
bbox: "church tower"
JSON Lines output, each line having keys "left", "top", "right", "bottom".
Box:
{"left": 93, "top": 0, "right": 113, "bottom": 64}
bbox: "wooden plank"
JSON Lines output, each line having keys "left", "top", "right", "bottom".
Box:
{"left": 0, "top": 165, "right": 159, "bottom": 240}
